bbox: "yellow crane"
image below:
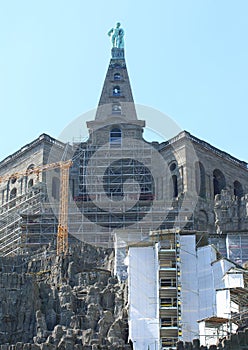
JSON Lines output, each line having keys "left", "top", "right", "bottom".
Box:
{"left": 0, "top": 160, "right": 73, "bottom": 255}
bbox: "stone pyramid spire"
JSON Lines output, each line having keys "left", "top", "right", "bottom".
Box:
{"left": 87, "top": 23, "right": 145, "bottom": 132}
{"left": 95, "top": 47, "right": 137, "bottom": 116}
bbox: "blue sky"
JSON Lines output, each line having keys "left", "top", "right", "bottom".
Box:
{"left": 0, "top": 0, "right": 247, "bottom": 162}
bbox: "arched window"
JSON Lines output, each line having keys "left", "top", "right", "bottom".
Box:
{"left": 10, "top": 188, "right": 17, "bottom": 200}
{"left": 172, "top": 175, "right": 178, "bottom": 198}
{"left": 112, "top": 103, "right": 121, "bottom": 114}
{"left": 52, "top": 177, "right": 60, "bottom": 200}
{"left": 28, "top": 179, "right": 34, "bottom": 188}
{"left": 114, "top": 73, "right": 121, "bottom": 80}
{"left": 213, "top": 169, "right": 226, "bottom": 196}
{"left": 113, "top": 86, "right": 120, "bottom": 96}
{"left": 9, "top": 187, "right": 17, "bottom": 208}
{"left": 195, "top": 162, "right": 206, "bottom": 198}
{"left": 11, "top": 177, "right": 17, "bottom": 184}
{"left": 25, "top": 164, "right": 36, "bottom": 191}
{"left": 27, "top": 164, "right": 35, "bottom": 174}
{"left": 169, "top": 161, "right": 179, "bottom": 198}
{"left": 110, "top": 128, "right": 122, "bottom": 147}
{"left": 234, "top": 180, "right": 243, "bottom": 198}
{"left": 170, "top": 162, "right": 177, "bottom": 172}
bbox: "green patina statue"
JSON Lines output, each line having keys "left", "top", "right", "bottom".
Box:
{"left": 108, "top": 22, "right": 124, "bottom": 49}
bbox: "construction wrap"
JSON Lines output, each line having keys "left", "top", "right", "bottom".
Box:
{"left": 128, "top": 245, "right": 160, "bottom": 350}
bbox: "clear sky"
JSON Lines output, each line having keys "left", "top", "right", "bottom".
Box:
{"left": 0, "top": 0, "right": 247, "bottom": 162}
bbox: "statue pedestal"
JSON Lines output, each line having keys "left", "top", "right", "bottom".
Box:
{"left": 111, "top": 48, "right": 125, "bottom": 59}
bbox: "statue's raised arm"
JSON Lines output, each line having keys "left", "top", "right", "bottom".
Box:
{"left": 108, "top": 22, "right": 124, "bottom": 49}
{"left": 108, "top": 28, "right": 114, "bottom": 37}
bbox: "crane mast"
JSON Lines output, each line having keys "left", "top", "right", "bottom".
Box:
{"left": 57, "top": 161, "right": 71, "bottom": 255}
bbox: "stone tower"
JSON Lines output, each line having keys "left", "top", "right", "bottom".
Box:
{"left": 86, "top": 47, "right": 145, "bottom": 145}
{"left": 71, "top": 45, "right": 164, "bottom": 246}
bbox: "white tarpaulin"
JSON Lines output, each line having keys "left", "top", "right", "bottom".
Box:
{"left": 128, "top": 245, "right": 160, "bottom": 350}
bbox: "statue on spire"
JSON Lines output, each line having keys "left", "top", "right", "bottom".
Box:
{"left": 108, "top": 22, "right": 124, "bottom": 49}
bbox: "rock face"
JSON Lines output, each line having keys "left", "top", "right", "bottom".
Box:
{"left": 0, "top": 242, "right": 131, "bottom": 349}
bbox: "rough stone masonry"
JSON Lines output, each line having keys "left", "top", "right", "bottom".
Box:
{"left": 0, "top": 241, "right": 132, "bottom": 349}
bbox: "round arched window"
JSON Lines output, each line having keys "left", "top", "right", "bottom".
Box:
{"left": 113, "top": 86, "right": 121, "bottom": 96}
{"left": 213, "top": 169, "right": 226, "bottom": 196}
{"left": 112, "top": 103, "right": 121, "bottom": 114}
{"left": 114, "top": 73, "right": 121, "bottom": 80}
{"left": 10, "top": 187, "right": 17, "bottom": 199}
{"left": 28, "top": 179, "right": 34, "bottom": 188}
{"left": 170, "top": 163, "right": 176, "bottom": 172}
{"left": 234, "top": 180, "right": 243, "bottom": 198}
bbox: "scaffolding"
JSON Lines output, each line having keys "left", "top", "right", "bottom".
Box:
{"left": 0, "top": 158, "right": 73, "bottom": 256}
{"left": 230, "top": 287, "right": 248, "bottom": 329}
{"left": 0, "top": 185, "right": 46, "bottom": 256}
{"left": 68, "top": 141, "right": 195, "bottom": 247}
{"left": 0, "top": 137, "right": 195, "bottom": 254}
{"left": 208, "top": 232, "right": 248, "bottom": 266}
{"left": 149, "top": 229, "right": 182, "bottom": 350}
{"left": 20, "top": 203, "right": 57, "bottom": 253}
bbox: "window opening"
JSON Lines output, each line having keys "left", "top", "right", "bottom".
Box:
{"left": 114, "top": 73, "right": 121, "bottom": 80}
{"left": 170, "top": 163, "right": 176, "bottom": 172}
{"left": 113, "top": 86, "right": 120, "bottom": 96}
{"left": 213, "top": 169, "right": 226, "bottom": 196}
{"left": 234, "top": 180, "right": 243, "bottom": 198}
{"left": 110, "top": 128, "right": 122, "bottom": 147}
{"left": 195, "top": 161, "right": 206, "bottom": 198}
{"left": 10, "top": 188, "right": 17, "bottom": 199}
{"left": 172, "top": 175, "right": 178, "bottom": 197}
{"left": 9, "top": 187, "right": 17, "bottom": 208}
{"left": 112, "top": 103, "right": 121, "bottom": 114}
{"left": 28, "top": 179, "right": 34, "bottom": 188}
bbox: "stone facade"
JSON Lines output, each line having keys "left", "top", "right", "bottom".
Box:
{"left": 158, "top": 131, "right": 248, "bottom": 233}
{"left": 0, "top": 134, "right": 68, "bottom": 255}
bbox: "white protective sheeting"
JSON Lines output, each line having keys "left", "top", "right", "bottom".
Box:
{"left": 180, "top": 235, "right": 199, "bottom": 341}
{"left": 198, "top": 318, "right": 230, "bottom": 347}
{"left": 197, "top": 245, "right": 218, "bottom": 320}
{"left": 197, "top": 246, "right": 240, "bottom": 346}
{"left": 216, "top": 289, "right": 231, "bottom": 318}
{"left": 212, "top": 258, "right": 234, "bottom": 290}
{"left": 128, "top": 246, "right": 160, "bottom": 350}
{"left": 223, "top": 271, "right": 244, "bottom": 289}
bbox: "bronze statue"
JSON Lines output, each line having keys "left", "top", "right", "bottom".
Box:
{"left": 108, "top": 22, "right": 124, "bottom": 49}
